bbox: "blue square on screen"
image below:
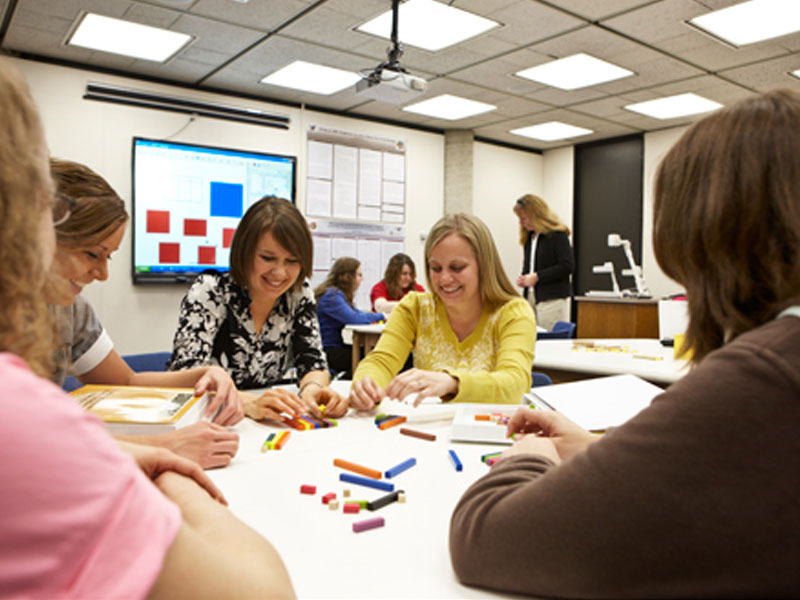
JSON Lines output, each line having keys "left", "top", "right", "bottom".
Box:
{"left": 210, "top": 182, "right": 244, "bottom": 218}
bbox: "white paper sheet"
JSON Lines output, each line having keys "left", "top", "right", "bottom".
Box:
{"left": 529, "top": 374, "right": 662, "bottom": 432}
{"left": 307, "top": 141, "right": 333, "bottom": 179}
{"left": 305, "top": 178, "right": 332, "bottom": 217}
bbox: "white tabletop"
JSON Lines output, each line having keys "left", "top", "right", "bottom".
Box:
{"left": 534, "top": 338, "right": 690, "bottom": 384}
{"left": 208, "top": 384, "right": 521, "bottom": 599}
{"left": 343, "top": 323, "right": 386, "bottom": 334}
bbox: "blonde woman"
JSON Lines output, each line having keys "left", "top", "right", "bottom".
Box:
{"left": 48, "top": 158, "right": 241, "bottom": 468}
{"left": 0, "top": 60, "right": 293, "bottom": 600}
{"left": 513, "top": 194, "right": 574, "bottom": 331}
{"left": 348, "top": 213, "right": 536, "bottom": 409}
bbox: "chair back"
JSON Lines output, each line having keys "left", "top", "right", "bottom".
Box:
{"left": 531, "top": 371, "right": 552, "bottom": 387}
{"left": 537, "top": 320, "right": 576, "bottom": 339}
{"left": 122, "top": 351, "right": 172, "bottom": 372}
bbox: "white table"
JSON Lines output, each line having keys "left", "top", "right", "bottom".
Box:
{"left": 208, "top": 383, "right": 519, "bottom": 599}
{"left": 534, "top": 338, "right": 690, "bottom": 385}
{"left": 343, "top": 323, "right": 385, "bottom": 375}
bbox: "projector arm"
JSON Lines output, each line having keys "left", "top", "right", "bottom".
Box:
{"left": 608, "top": 233, "right": 650, "bottom": 296}
{"left": 368, "top": 0, "right": 408, "bottom": 81}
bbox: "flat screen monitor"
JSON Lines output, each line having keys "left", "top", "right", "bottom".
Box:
{"left": 132, "top": 137, "right": 296, "bottom": 283}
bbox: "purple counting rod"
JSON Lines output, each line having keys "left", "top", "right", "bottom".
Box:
{"left": 353, "top": 516, "right": 385, "bottom": 533}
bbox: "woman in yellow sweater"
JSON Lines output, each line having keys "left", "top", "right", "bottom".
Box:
{"left": 348, "top": 213, "right": 536, "bottom": 409}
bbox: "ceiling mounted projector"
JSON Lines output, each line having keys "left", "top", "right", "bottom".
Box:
{"left": 356, "top": 0, "right": 427, "bottom": 104}
{"left": 355, "top": 69, "right": 427, "bottom": 103}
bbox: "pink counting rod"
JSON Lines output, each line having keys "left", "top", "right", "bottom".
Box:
{"left": 352, "top": 517, "right": 385, "bottom": 533}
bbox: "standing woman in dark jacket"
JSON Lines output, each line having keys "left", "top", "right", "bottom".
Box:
{"left": 513, "top": 194, "right": 574, "bottom": 331}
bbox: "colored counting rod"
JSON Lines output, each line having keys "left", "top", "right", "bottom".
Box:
{"left": 367, "top": 490, "right": 402, "bottom": 511}
{"left": 353, "top": 517, "right": 385, "bottom": 533}
{"left": 385, "top": 457, "right": 416, "bottom": 479}
{"left": 378, "top": 416, "right": 407, "bottom": 430}
{"left": 339, "top": 473, "right": 394, "bottom": 492}
{"left": 448, "top": 449, "right": 463, "bottom": 472}
{"left": 399, "top": 427, "right": 436, "bottom": 441}
{"left": 333, "top": 458, "right": 382, "bottom": 479}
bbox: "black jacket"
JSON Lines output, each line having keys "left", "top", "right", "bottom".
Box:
{"left": 522, "top": 230, "right": 574, "bottom": 303}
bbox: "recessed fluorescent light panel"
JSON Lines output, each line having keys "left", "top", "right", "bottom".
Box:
{"left": 403, "top": 94, "right": 496, "bottom": 120}
{"left": 68, "top": 13, "right": 191, "bottom": 62}
{"left": 357, "top": 0, "right": 499, "bottom": 52}
{"left": 625, "top": 93, "right": 723, "bottom": 120}
{"left": 260, "top": 61, "right": 361, "bottom": 95}
{"left": 511, "top": 122, "right": 593, "bottom": 142}
{"left": 689, "top": 0, "right": 800, "bottom": 46}
{"left": 515, "top": 53, "right": 634, "bottom": 90}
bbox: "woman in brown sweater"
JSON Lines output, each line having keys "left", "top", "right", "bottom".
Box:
{"left": 449, "top": 89, "right": 800, "bottom": 599}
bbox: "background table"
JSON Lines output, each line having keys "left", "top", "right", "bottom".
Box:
{"left": 208, "top": 384, "right": 521, "bottom": 599}
{"left": 534, "top": 338, "right": 689, "bottom": 386}
{"left": 575, "top": 296, "right": 659, "bottom": 338}
{"left": 344, "top": 323, "right": 385, "bottom": 375}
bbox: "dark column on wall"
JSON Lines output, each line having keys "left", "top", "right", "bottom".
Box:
{"left": 573, "top": 135, "right": 644, "bottom": 299}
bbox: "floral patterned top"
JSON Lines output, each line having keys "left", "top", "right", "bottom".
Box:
{"left": 168, "top": 272, "right": 327, "bottom": 389}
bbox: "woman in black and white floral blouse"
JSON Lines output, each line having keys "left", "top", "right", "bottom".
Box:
{"left": 169, "top": 196, "right": 349, "bottom": 419}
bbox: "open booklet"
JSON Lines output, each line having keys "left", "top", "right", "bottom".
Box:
{"left": 70, "top": 384, "right": 209, "bottom": 436}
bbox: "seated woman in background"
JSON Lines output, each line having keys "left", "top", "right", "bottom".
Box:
{"left": 170, "top": 196, "right": 348, "bottom": 419}
{"left": 48, "top": 159, "right": 241, "bottom": 469}
{"left": 0, "top": 59, "right": 294, "bottom": 600}
{"left": 370, "top": 252, "right": 425, "bottom": 314}
{"left": 348, "top": 213, "right": 536, "bottom": 410}
{"left": 513, "top": 194, "right": 573, "bottom": 331}
{"left": 449, "top": 90, "right": 800, "bottom": 599}
{"left": 314, "top": 257, "right": 384, "bottom": 379}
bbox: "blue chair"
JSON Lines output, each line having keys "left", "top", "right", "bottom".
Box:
{"left": 537, "top": 320, "right": 577, "bottom": 340}
{"left": 531, "top": 371, "right": 553, "bottom": 387}
{"left": 122, "top": 351, "right": 172, "bottom": 372}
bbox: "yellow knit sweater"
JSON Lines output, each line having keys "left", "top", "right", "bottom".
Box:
{"left": 353, "top": 292, "right": 536, "bottom": 403}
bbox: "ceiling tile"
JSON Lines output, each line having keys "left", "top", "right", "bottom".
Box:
{"left": 720, "top": 54, "right": 800, "bottom": 92}
{"left": 188, "top": 0, "right": 311, "bottom": 31}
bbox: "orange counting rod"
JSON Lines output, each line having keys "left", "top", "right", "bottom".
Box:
{"left": 378, "top": 416, "right": 407, "bottom": 430}
{"left": 333, "top": 458, "right": 382, "bottom": 480}
{"left": 275, "top": 431, "right": 291, "bottom": 449}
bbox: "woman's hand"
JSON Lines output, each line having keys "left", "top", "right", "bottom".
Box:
{"left": 348, "top": 376, "right": 384, "bottom": 412}
{"left": 242, "top": 388, "right": 306, "bottom": 422}
{"left": 384, "top": 368, "right": 458, "bottom": 406}
{"left": 160, "top": 421, "right": 239, "bottom": 469}
{"left": 515, "top": 272, "right": 539, "bottom": 288}
{"left": 195, "top": 366, "right": 244, "bottom": 426}
{"left": 117, "top": 440, "right": 227, "bottom": 504}
{"left": 506, "top": 407, "right": 600, "bottom": 461}
{"left": 303, "top": 385, "right": 349, "bottom": 419}
{"left": 501, "top": 434, "right": 561, "bottom": 464}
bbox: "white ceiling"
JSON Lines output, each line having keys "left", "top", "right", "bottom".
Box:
{"left": 3, "top": 0, "right": 800, "bottom": 151}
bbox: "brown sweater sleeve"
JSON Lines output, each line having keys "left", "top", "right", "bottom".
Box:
{"left": 449, "top": 318, "right": 800, "bottom": 599}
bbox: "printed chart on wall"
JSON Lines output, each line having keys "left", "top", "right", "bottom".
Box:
{"left": 306, "top": 125, "right": 406, "bottom": 309}
{"left": 306, "top": 125, "right": 406, "bottom": 223}
{"left": 309, "top": 219, "right": 405, "bottom": 311}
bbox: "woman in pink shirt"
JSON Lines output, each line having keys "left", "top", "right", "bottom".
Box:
{"left": 0, "top": 60, "right": 294, "bottom": 599}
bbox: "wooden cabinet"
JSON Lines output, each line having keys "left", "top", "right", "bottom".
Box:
{"left": 575, "top": 296, "right": 659, "bottom": 338}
